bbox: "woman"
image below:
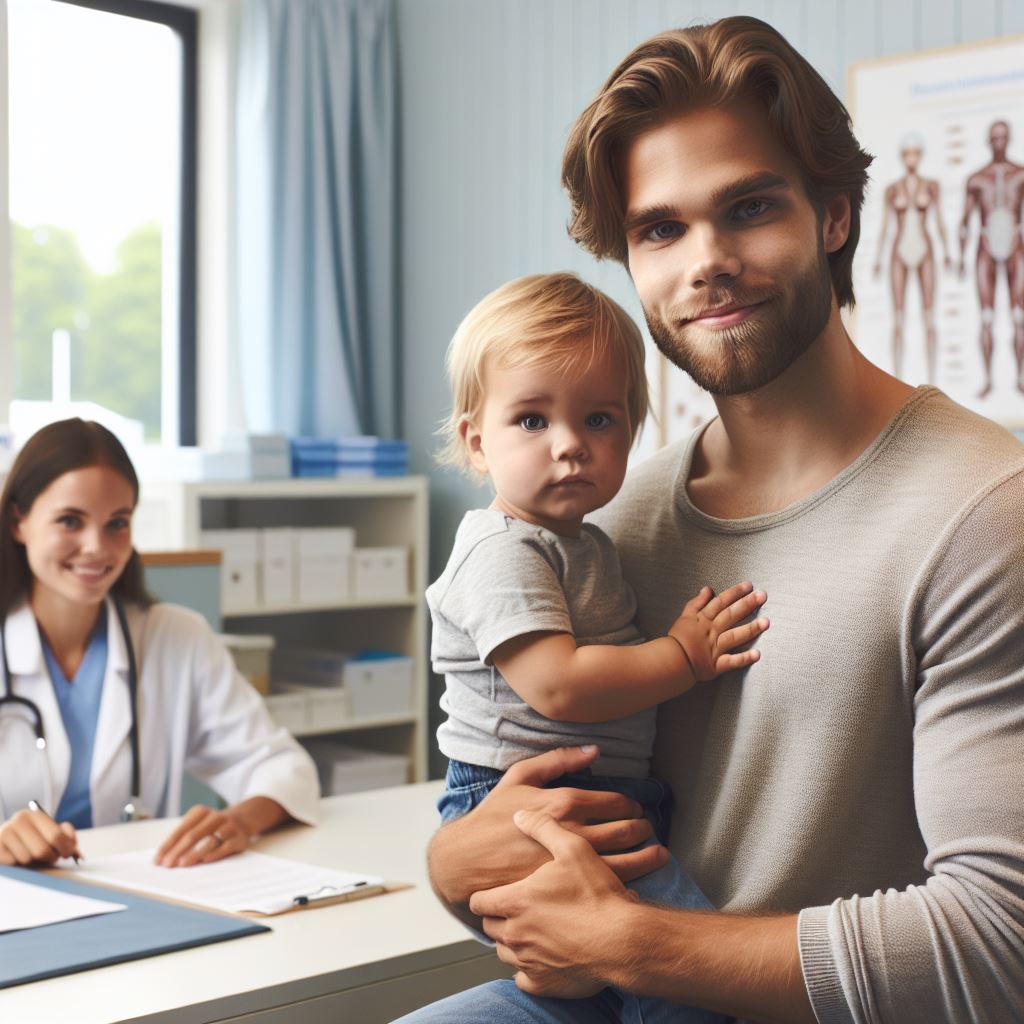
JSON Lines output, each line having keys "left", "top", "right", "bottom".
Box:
{"left": 873, "top": 133, "right": 952, "bottom": 384}
{"left": 0, "top": 419, "right": 318, "bottom": 868}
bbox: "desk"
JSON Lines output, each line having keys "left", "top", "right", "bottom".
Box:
{"left": 0, "top": 782, "right": 511, "bottom": 1023}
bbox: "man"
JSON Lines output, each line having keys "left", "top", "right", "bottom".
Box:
{"left": 957, "top": 119, "right": 1024, "bottom": 398}
{"left": 401, "top": 17, "right": 1024, "bottom": 1024}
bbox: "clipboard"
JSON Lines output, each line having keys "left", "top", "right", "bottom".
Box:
{"left": 71, "top": 848, "right": 412, "bottom": 917}
{"left": 0, "top": 865, "right": 269, "bottom": 990}
{"left": 286, "top": 878, "right": 411, "bottom": 913}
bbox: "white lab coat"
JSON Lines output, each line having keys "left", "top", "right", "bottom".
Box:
{"left": 0, "top": 597, "right": 319, "bottom": 826}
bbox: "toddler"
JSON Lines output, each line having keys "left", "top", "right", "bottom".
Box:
{"left": 427, "top": 273, "right": 768, "bottom": 1021}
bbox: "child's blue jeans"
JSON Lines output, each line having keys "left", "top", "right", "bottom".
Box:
{"left": 391, "top": 759, "right": 730, "bottom": 1024}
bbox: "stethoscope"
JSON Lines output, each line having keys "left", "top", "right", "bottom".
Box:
{"left": 0, "top": 595, "right": 152, "bottom": 823}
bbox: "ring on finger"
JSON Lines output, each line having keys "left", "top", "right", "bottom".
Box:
{"left": 211, "top": 831, "right": 226, "bottom": 844}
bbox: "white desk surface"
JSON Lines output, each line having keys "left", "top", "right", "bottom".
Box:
{"left": 0, "top": 782, "right": 506, "bottom": 1023}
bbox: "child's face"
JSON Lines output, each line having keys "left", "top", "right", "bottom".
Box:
{"left": 462, "top": 349, "right": 633, "bottom": 536}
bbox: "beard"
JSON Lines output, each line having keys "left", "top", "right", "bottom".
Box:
{"left": 643, "top": 244, "right": 834, "bottom": 396}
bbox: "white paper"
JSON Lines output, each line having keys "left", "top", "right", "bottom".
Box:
{"left": 73, "top": 849, "right": 384, "bottom": 915}
{"left": 0, "top": 875, "right": 126, "bottom": 934}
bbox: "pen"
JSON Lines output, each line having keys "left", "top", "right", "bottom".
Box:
{"left": 292, "top": 881, "right": 387, "bottom": 907}
{"left": 27, "top": 799, "right": 83, "bottom": 865}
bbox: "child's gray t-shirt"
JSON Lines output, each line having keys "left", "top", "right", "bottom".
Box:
{"left": 428, "top": 509, "right": 656, "bottom": 778}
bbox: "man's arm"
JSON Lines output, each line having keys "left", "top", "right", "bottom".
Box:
{"left": 428, "top": 745, "right": 667, "bottom": 932}
{"left": 472, "top": 810, "right": 815, "bottom": 1024}
{"left": 796, "top": 470, "right": 1024, "bottom": 1022}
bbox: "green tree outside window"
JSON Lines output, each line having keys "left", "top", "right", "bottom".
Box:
{"left": 11, "top": 220, "right": 163, "bottom": 439}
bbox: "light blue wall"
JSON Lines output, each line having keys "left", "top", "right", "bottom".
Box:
{"left": 144, "top": 562, "right": 222, "bottom": 632}
{"left": 395, "top": 0, "right": 1024, "bottom": 774}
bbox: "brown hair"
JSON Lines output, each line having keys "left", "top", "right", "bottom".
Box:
{"left": 438, "top": 272, "right": 649, "bottom": 472}
{"left": 561, "top": 16, "right": 873, "bottom": 308}
{"left": 0, "top": 419, "right": 154, "bottom": 617}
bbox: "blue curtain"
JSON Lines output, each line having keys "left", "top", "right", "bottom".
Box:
{"left": 234, "top": 0, "right": 396, "bottom": 438}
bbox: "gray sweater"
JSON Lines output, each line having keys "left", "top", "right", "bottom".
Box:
{"left": 592, "top": 387, "right": 1024, "bottom": 1024}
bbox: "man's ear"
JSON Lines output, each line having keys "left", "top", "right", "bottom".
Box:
{"left": 458, "top": 418, "right": 489, "bottom": 476}
{"left": 822, "top": 193, "right": 851, "bottom": 253}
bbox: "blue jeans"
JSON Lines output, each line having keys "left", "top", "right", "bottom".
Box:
{"left": 392, "top": 761, "right": 729, "bottom": 1024}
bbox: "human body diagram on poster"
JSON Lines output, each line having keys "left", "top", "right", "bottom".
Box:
{"left": 850, "top": 38, "right": 1024, "bottom": 425}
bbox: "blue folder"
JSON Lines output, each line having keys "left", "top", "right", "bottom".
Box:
{"left": 0, "top": 864, "right": 270, "bottom": 989}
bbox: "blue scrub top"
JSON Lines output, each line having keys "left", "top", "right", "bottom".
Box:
{"left": 43, "top": 606, "right": 109, "bottom": 829}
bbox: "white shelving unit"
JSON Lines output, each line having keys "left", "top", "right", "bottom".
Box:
{"left": 135, "top": 476, "right": 429, "bottom": 782}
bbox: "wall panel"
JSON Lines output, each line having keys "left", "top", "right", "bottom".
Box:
{"left": 1003, "top": 0, "right": 1024, "bottom": 34}
{"left": 959, "top": 0, "right": 999, "bottom": 42}
{"left": 918, "top": 0, "right": 959, "bottom": 51}
{"left": 880, "top": 0, "right": 917, "bottom": 56}
{"left": 765, "top": 0, "right": 807, "bottom": 51}
{"left": 804, "top": 1, "right": 843, "bottom": 91}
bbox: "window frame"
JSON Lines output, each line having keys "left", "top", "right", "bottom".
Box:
{"left": 29, "top": 0, "right": 199, "bottom": 444}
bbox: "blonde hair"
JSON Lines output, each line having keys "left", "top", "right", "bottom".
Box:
{"left": 438, "top": 272, "right": 649, "bottom": 472}
{"left": 561, "top": 16, "right": 873, "bottom": 309}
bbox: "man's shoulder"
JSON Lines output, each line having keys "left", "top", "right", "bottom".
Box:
{"left": 874, "top": 391, "right": 1024, "bottom": 548}
{"left": 619, "top": 438, "right": 692, "bottom": 504}
{"left": 895, "top": 389, "right": 1024, "bottom": 484}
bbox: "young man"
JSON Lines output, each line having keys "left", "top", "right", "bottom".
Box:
{"left": 403, "top": 16, "right": 1024, "bottom": 1024}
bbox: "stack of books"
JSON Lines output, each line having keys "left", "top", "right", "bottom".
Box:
{"left": 290, "top": 436, "right": 409, "bottom": 477}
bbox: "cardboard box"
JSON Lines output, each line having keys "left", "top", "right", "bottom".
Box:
{"left": 301, "top": 739, "right": 410, "bottom": 796}
{"left": 264, "top": 692, "right": 308, "bottom": 733}
{"left": 272, "top": 648, "right": 346, "bottom": 688}
{"left": 295, "top": 527, "right": 355, "bottom": 557}
{"left": 259, "top": 528, "right": 295, "bottom": 606}
{"left": 201, "top": 529, "right": 260, "bottom": 611}
{"left": 295, "top": 528, "right": 355, "bottom": 603}
{"left": 352, "top": 547, "right": 408, "bottom": 601}
{"left": 297, "top": 557, "right": 352, "bottom": 604}
{"left": 275, "top": 683, "right": 351, "bottom": 731}
{"left": 246, "top": 434, "right": 291, "bottom": 479}
{"left": 222, "top": 633, "right": 275, "bottom": 694}
{"left": 343, "top": 653, "right": 414, "bottom": 720}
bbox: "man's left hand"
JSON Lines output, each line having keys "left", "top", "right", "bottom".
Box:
{"left": 470, "top": 808, "right": 640, "bottom": 998}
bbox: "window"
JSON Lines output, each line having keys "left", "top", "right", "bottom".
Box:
{"left": 6, "top": 0, "right": 197, "bottom": 443}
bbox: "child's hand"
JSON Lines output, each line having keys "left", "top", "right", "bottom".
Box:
{"left": 668, "top": 582, "right": 768, "bottom": 682}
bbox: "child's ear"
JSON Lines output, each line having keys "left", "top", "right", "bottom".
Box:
{"left": 459, "top": 418, "right": 489, "bottom": 475}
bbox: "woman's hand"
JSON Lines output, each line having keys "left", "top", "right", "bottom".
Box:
{"left": 154, "top": 796, "right": 288, "bottom": 867}
{"left": 0, "top": 807, "right": 82, "bottom": 866}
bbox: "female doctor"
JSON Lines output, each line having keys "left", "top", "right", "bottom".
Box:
{"left": 0, "top": 419, "right": 319, "bottom": 868}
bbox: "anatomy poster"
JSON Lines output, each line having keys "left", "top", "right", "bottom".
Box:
{"left": 851, "top": 37, "right": 1024, "bottom": 426}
